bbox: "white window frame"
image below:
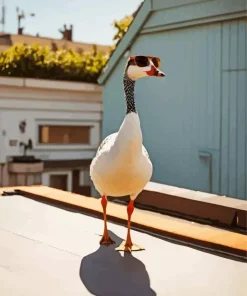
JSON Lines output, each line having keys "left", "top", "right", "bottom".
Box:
{"left": 35, "top": 119, "right": 99, "bottom": 151}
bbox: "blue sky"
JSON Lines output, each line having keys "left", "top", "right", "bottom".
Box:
{"left": 1, "top": 0, "right": 142, "bottom": 45}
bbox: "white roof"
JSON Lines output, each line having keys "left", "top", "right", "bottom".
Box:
{"left": 0, "top": 195, "right": 246, "bottom": 296}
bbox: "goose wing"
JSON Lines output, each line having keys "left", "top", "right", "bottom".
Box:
{"left": 95, "top": 133, "right": 118, "bottom": 157}
{"left": 142, "top": 145, "right": 150, "bottom": 160}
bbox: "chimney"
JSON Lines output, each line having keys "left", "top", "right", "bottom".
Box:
{"left": 68, "top": 24, "right": 73, "bottom": 41}
{"left": 59, "top": 24, "right": 73, "bottom": 41}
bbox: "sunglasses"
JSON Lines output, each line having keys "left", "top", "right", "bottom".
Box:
{"left": 130, "top": 55, "right": 161, "bottom": 68}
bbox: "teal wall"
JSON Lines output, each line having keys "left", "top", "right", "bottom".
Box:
{"left": 102, "top": 19, "right": 246, "bottom": 200}
{"left": 221, "top": 21, "right": 247, "bottom": 199}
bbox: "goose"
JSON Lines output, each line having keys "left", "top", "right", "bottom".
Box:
{"left": 90, "top": 55, "right": 165, "bottom": 252}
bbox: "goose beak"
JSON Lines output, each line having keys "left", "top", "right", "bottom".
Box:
{"left": 146, "top": 66, "right": 165, "bottom": 77}
{"left": 154, "top": 67, "right": 165, "bottom": 77}
{"left": 156, "top": 70, "right": 165, "bottom": 77}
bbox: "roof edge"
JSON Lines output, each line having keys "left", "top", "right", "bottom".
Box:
{"left": 1, "top": 185, "right": 246, "bottom": 259}
{"left": 0, "top": 32, "right": 111, "bottom": 49}
{"left": 98, "top": 0, "right": 152, "bottom": 85}
{"left": 98, "top": 0, "right": 247, "bottom": 85}
{"left": 0, "top": 77, "right": 102, "bottom": 92}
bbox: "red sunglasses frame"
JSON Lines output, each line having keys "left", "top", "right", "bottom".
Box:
{"left": 129, "top": 55, "right": 161, "bottom": 68}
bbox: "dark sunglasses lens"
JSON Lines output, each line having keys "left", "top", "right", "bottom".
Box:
{"left": 152, "top": 57, "right": 160, "bottom": 67}
{"left": 135, "top": 56, "right": 149, "bottom": 67}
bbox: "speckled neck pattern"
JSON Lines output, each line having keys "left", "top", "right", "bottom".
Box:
{"left": 123, "top": 75, "right": 136, "bottom": 114}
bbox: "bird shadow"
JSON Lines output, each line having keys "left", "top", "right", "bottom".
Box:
{"left": 79, "top": 231, "right": 156, "bottom": 296}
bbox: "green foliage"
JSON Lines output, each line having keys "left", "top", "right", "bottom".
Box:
{"left": 111, "top": 15, "right": 133, "bottom": 52}
{"left": 0, "top": 43, "right": 109, "bottom": 83}
{"left": 0, "top": 12, "right": 134, "bottom": 82}
{"left": 113, "top": 15, "right": 133, "bottom": 44}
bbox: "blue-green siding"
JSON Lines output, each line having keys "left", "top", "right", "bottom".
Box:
{"left": 221, "top": 20, "right": 247, "bottom": 199}
{"left": 102, "top": 19, "right": 247, "bottom": 199}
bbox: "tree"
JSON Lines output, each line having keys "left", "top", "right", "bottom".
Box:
{"left": 111, "top": 2, "right": 142, "bottom": 53}
{"left": 113, "top": 15, "right": 133, "bottom": 45}
{"left": 111, "top": 15, "right": 133, "bottom": 52}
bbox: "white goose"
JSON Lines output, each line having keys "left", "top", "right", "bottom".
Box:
{"left": 90, "top": 55, "right": 165, "bottom": 251}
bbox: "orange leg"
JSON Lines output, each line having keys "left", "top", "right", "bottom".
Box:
{"left": 125, "top": 200, "right": 134, "bottom": 247}
{"left": 115, "top": 200, "right": 144, "bottom": 252}
{"left": 99, "top": 195, "right": 115, "bottom": 245}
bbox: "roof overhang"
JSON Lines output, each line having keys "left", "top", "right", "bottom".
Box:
{"left": 98, "top": 0, "right": 152, "bottom": 85}
{"left": 98, "top": 0, "right": 247, "bottom": 85}
{"left": 0, "top": 76, "right": 102, "bottom": 92}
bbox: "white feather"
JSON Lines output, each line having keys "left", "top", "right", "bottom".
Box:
{"left": 127, "top": 64, "right": 150, "bottom": 80}
{"left": 90, "top": 112, "right": 152, "bottom": 200}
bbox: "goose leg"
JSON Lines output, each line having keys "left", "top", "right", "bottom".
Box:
{"left": 115, "top": 200, "right": 144, "bottom": 252}
{"left": 100, "top": 195, "right": 115, "bottom": 245}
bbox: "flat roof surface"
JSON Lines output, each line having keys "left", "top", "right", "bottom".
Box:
{"left": 0, "top": 195, "right": 246, "bottom": 296}
{"left": 2, "top": 186, "right": 246, "bottom": 253}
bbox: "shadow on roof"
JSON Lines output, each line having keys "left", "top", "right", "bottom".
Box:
{"left": 79, "top": 230, "right": 156, "bottom": 296}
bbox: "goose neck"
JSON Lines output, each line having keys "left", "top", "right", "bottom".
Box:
{"left": 123, "top": 75, "right": 136, "bottom": 114}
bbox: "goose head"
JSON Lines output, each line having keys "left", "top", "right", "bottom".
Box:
{"left": 125, "top": 55, "right": 165, "bottom": 81}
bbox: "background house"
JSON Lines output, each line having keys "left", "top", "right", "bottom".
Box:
{"left": 98, "top": 0, "right": 247, "bottom": 200}
{"left": 0, "top": 77, "right": 102, "bottom": 196}
{"left": 0, "top": 17, "right": 110, "bottom": 196}
{"left": 0, "top": 24, "right": 110, "bottom": 54}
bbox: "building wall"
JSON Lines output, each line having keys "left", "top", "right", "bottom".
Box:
{"left": 0, "top": 80, "right": 102, "bottom": 163}
{"left": 0, "top": 109, "right": 100, "bottom": 161}
{"left": 102, "top": 19, "right": 247, "bottom": 200}
{"left": 220, "top": 20, "right": 247, "bottom": 200}
{"left": 0, "top": 78, "right": 103, "bottom": 194}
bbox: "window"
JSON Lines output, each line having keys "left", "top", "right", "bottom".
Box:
{"left": 38, "top": 125, "right": 90, "bottom": 144}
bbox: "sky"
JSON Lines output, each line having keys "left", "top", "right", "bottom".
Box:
{"left": 1, "top": 0, "right": 143, "bottom": 45}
